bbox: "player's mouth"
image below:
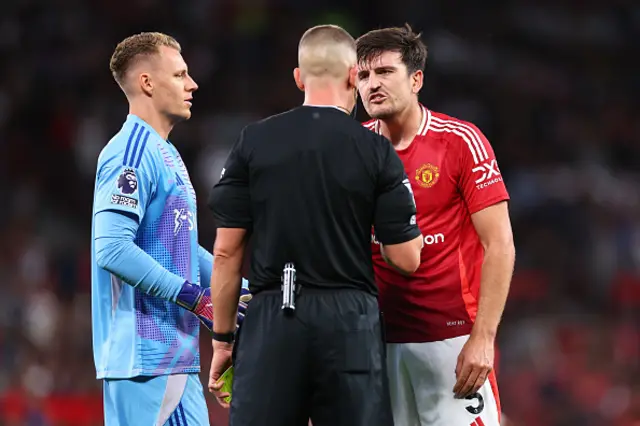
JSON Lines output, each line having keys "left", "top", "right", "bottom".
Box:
{"left": 369, "top": 93, "right": 387, "bottom": 104}
{"left": 184, "top": 99, "right": 193, "bottom": 107}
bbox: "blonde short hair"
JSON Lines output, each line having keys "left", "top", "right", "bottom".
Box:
{"left": 109, "top": 32, "right": 181, "bottom": 86}
{"left": 298, "top": 25, "right": 356, "bottom": 79}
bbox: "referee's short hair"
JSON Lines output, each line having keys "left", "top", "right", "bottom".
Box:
{"left": 298, "top": 25, "right": 356, "bottom": 79}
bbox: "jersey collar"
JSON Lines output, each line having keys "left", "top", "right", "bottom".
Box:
{"left": 303, "top": 104, "right": 350, "bottom": 115}
{"left": 126, "top": 114, "right": 168, "bottom": 143}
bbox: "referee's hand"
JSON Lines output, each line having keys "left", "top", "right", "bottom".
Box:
{"left": 209, "top": 340, "right": 234, "bottom": 407}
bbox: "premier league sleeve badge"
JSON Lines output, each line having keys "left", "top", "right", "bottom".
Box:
{"left": 117, "top": 168, "right": 138, "bottom": 195}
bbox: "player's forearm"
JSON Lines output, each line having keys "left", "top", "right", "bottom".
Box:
{"left": 472, "top": 241, "right": 515, "bottom": 340}
{"left": 210, "top": 253, "right": 244, "bottom": 334}
{"left": 94, "top": 211, "right": 184, "bottom": 301}
{"left": 95, "top": 236, "right": 184, "bottom": 301}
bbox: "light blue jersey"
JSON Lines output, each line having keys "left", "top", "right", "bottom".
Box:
{"left": 91, "top": 114, "right": 202, "bottom": 379}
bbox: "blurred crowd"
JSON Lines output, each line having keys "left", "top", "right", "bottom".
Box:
{"left": 0, "top": 0, "right": 638, "bottom": 425}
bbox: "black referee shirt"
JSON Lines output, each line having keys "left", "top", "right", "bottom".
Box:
{"left": 208, "top": 105, "right": 421, "bottom": 296}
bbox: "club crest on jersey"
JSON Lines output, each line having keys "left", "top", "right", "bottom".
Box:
{"left": 116, "top": 168, "right": 138, "bottom": 195}
{"left": 415, "top": 163, "right": 440, "bottom": 188}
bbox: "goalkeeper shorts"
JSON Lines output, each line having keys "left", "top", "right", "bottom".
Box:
{"left": 103, "top": 372, "right": 208, "bottom": 426}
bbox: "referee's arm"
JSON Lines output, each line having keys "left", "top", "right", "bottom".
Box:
{"left": 373, "top": 137, "right": 423, "bottom": 274}
{"left": 208, "top": 129, "right": 252, "bottom": 336}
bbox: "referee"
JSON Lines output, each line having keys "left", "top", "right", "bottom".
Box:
{"left": 207, "top": 24, "right": 423, "bottom": 426}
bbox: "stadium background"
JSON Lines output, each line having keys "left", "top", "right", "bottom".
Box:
{"left": 0, "top": 0, "right": 638, "bottom": 425}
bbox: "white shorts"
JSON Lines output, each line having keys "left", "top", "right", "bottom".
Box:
{"left": 386, "top": 335, "right": 501, "bottom": 426}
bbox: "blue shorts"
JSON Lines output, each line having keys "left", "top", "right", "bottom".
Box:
{"left": 103, "top": 373, "right": 209, "bottom": 426}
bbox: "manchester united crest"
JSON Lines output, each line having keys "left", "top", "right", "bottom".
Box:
{"left": 415, "top": 163, "right": 440, "bottom": 188}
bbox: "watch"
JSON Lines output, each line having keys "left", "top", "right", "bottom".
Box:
{"left": 212, "top": 331, "right": 235, "bottom": 344}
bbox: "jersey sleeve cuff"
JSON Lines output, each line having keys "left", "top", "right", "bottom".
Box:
{"left": 467, "top": 194, "right": 510, "bottom": 215}
{"left": 94, "top": 206, "right": 142, "bottom": 223}
{"left": 377, "top": 225, "right": 422, "bottom": 246}
{"left": 212, "top": 217, "right": 253, "bottom": 230}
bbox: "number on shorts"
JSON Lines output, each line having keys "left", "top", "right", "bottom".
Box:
{"left": 465, "top": 392, "right": 484, "bottom": 415}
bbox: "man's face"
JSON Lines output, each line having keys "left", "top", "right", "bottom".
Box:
{"left": 357, "top": 50, "right": 417, "bottom": 119}
{"left": 151, "top": 46, "right": 198, "bottom": 122}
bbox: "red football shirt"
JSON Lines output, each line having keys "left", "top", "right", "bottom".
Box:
{"left": 365, "top": 105, "right": 510, "bottom": 342}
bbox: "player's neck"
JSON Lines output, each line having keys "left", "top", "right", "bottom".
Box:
{"left": 379, "top": 102, "right": 423, "bottom": 150}
{"left": 129, "top": 103, "right": 174, "bottom": 140}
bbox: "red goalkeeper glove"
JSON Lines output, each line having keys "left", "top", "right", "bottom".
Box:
{"left": 176, "top": 281, "right": 251, "bottom": 332}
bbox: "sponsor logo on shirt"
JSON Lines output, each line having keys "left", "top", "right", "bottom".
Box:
{"left": 371, "top": 232, "right": 445, "bottom": 246}
{"left": 415, "top": 163, "right": 440, "bottom": 188}
{"left": 174, "top": 208, "right": 195, "bottom": 235}
{"left": 423, "top": 233, "right": 444, "bottom": 245}
{"left": 472, "top": 159, "right": 502, "bottom": 189}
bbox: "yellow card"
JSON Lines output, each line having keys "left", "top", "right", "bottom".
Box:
{"left": 216, "top": 366, "right": 234, "bottom": 404}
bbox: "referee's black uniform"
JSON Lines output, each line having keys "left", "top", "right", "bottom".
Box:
{"left": 208, "top": 105, "right": 421, "bottom": 426}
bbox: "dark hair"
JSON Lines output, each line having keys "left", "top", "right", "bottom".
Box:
{"left": 109, "top": 32, "right": 181, "bottom": 86}
{"left": 356, "top": 24, "right": 427, "bottom": 74}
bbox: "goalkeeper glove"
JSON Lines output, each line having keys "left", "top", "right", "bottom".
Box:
{"left": 176, "top": 281, "right": 252, "bottom": 332}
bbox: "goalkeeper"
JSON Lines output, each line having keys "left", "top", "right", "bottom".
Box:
{"left": 91, "top": 31, "right": 249, "bottom": 426}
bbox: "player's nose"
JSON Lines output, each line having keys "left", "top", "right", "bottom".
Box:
{"left": 368, "top": 73, "right": 381, "bottom": 88}
{"left": 187, "top": 75, "right": 198, "bottom": 92}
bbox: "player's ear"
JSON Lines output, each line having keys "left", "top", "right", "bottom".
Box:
{"left": 139, "top": 72, "right": 153, "bottom": 96}
{"left": 411, "top": 70, "right": 423, "bottom": 95}
{"left": 293, "top": 68, "right": 304, "bottom": 92}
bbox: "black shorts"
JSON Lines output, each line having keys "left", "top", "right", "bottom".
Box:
{"left": 229, "top": 288, "right": 393, "bottom": 426}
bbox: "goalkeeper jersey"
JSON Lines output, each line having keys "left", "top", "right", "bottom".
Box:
{"left": 91, "top": 114, "right": 202, "bottom": 379}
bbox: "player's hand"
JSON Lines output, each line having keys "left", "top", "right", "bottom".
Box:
{"left": 236, "top": 287, "right": 252, "bottom": 326}
{"left": 453, "top": 334, "right": 494, "bottom": 399}
{"left": 209, "top": 341, "right": 234, "bottom": 408}
{"left": 176, "top": 282, "right": 252, "bottom": 331}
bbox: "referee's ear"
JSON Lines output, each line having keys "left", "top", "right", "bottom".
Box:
{"left": 293, "top": 68, "right": 305, "bottom": 92}
{"left": 348, "top": 65, "right": 357, "bottom": 90}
